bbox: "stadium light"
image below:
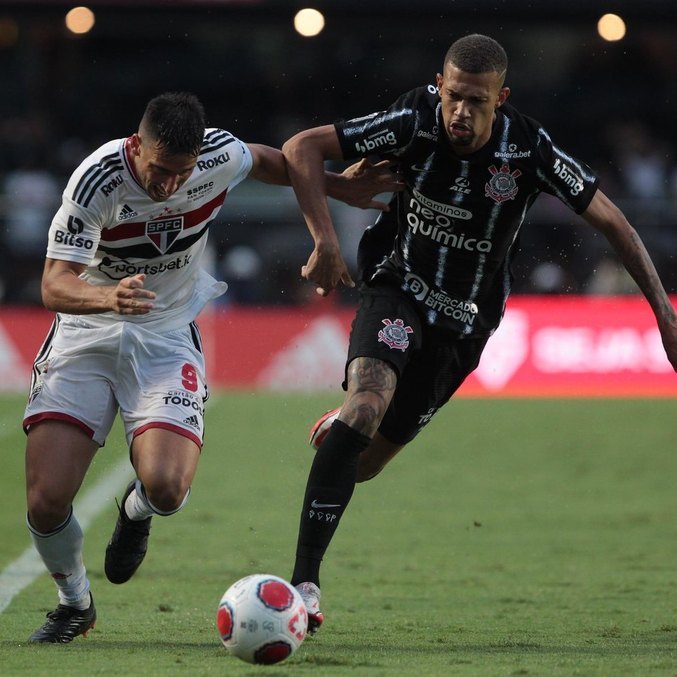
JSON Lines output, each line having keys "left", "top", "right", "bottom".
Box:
{"left": 293, "top": 8, "right": 325, "bottom": 38}
{"left": 65, "top": 6, "right": 95, "bottom": 35}
{"left": 597, "top": 13, "right": 626, "bottom": 42}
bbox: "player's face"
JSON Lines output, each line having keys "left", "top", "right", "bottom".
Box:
{"left": 436, "top": 63, "right": 510, "bottom": 155}
{"left": 131, "top": 134, "right": 197, "bottom": 202}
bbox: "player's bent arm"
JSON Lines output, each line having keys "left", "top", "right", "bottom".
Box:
{"left": 247, "top": 137, "right": 399, "bottom": 210}
{"left": 582, "top": 190, "right": 677, "bottom": 370}
{"left": 282, "top": 126, "right": 352, "bottom": 295}
{"left": 246, "top": 143, "right": 290, "bottom": 186}
{"left": 331, "top": 158, "right": 404, "bottom": 211}
{"left": 247, "top": 138, "right": 340, "bottom": 249}
{"left": 41, "top": 258, "right": 156, "bottom": 315}
{"left": 282, "top": 126, "right": 344, "bottom": 246}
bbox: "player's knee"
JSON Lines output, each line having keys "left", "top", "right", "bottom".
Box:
{"left": 342, "top": 396, "right": 388, "bottom": 437}
{"left": 144, "top": 479, "right": 191, "bottom": 515}
{"left": 26, "top": 488, "right": 71, "bottom": 532}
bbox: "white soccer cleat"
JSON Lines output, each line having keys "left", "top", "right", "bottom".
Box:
{"left": 308, "top": 408, "right": 341, "bottom": 449}
{"left": 295, "top": 582, "right": 324, "bottom": 635}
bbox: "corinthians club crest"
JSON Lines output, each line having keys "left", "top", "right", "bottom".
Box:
{"left": 378, "top": 318, "right": 414, "bottom": 352}
{"left": 485, "top": 162, "right": 521, "bottom": 203}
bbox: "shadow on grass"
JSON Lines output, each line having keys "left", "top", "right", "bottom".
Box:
{"left": 2, "top": 639, "right": 219, "bottom": 651}
{"left": 3, "top": 632, "right": 677, "bottom": 656}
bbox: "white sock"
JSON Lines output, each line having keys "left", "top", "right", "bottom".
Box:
{"left": 124, "top": 479, "right": 191, "bottom": 519}
{"left": 123, "top": 480, "right": 155, "bottom": 521}
{"left": 27, "top": 510, "right": 90, "bottom": 609}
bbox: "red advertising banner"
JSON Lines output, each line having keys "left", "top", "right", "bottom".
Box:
{"left": 2, "top": 297, "right": 676, "bottom": 396}
{"left": 461, "top": 296, "right": 675, "bottom": 396}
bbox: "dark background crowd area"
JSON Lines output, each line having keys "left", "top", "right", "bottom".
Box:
{"left": 1, "top": 0, "right": 677, "bottom": 306}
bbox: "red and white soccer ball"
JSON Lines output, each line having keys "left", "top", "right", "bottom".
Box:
{"left": 216, "top": 574, "right": 308, "bottom": 665}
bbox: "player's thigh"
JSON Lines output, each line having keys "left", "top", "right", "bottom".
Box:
{"left": 345, "top": 283, "right": 422, "bottom": 385}
{"left": 379, "top": 335, "right": 489, "bottom": 444}
{"left": 118, "top": 322, "right": 208, "bottom": 449}
{"left": 24, "top": 322, "right": 120, "bottom": 446}
{"left": 131, "top": 427, "right": 201, "bottom": 501}
{"left": 25, "top": 420, "right": 99, "bottom": 525}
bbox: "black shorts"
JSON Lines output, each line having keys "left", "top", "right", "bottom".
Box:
{"left": 345, "top": 283, "right": 489, "bottom": 444}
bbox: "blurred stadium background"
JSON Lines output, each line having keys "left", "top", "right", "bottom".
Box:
{"left": 0, "top": 0, "right": 676, "bottom": 394}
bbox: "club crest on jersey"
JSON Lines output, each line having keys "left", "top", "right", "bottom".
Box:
{"left": 378, "top": 318, "right": 413, "bottom": 351}
{"left": 146, "top": 216, "right": 183, "bottom": 253}
{"left": 485, "top": 162, "right": 521, "bottom": 203}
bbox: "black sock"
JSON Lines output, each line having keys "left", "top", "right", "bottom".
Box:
{"left": 291, "top": 420, "right": 370, "bottom": 587}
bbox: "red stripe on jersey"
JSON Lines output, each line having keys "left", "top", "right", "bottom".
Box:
{"left": 100, "top": 188, "right": 228, "bottom": 242}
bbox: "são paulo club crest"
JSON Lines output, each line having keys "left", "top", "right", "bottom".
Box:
{"left": 146, "top": 215, "right": 184, "bottom": 253}
{"left": 485, "top": 162, "right": 521, "bottom": 203}
{"left": 378, "top": 318, "right": 414, "bottom": 351}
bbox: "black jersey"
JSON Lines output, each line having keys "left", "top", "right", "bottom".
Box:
{"left": 335, "top": 85, "right": 599, "bottom": 338}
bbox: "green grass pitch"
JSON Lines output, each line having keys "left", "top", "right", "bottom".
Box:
{"left": 1, "top": 393, "right": 677, "bottom": 675}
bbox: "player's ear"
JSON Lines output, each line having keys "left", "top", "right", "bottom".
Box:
{"left": 435, "top": 73, "right": 443, "bottom": 91}
{"left": 496, "top": 87, "right": 510, "bottom": 108}
{"left": 129, "top": 133, "right": 142, "bottom": 155}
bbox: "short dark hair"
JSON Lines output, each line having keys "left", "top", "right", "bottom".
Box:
{"left": 444, "top": 34, "right": 508, "bottom": 79}
{"left": 140, "top": 92, "right": 205, "bottom": 156}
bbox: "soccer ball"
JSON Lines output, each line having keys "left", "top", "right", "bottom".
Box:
{"left": 216, "top": 574, "right": 307, "bottom": 665}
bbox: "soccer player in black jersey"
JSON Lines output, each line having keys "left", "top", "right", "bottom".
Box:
{"left": 282, "top": 33, "right": 677, "bottom": 633}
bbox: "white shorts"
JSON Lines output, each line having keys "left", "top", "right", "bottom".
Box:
{"left": 24, "top": 318, "right": 208, "bottom": 448}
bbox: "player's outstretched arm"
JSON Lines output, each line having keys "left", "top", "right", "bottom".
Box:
{"left": 582, "top": 189, "right": 677, "bottom": 371}
{"left": 328, "top": 158, "right": 404, "bottom": 211}
{"left": 41, "top": 258, "right": 156, "bottom": 315}
{"left": 247, "top": 144, "right": 290, "bottom": 185}
{"left": 247, "top": 143, "right": 402, "bottom": 211}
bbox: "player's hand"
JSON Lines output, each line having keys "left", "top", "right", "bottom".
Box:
{"left": 338, "top": 158, "right": 404, "bottom": 211}
{"left": 112, "top": 274, "right": 156, "bottom": 314}
{"left": 301, "top": 244, "right": 354, "bottom": 297}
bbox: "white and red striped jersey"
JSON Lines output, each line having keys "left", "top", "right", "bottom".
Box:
{"left": 47, "top": 128, "right": 253, "bottom": 330}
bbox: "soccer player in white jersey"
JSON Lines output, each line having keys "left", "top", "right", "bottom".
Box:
{"left": 281, "top": 34, "right": 677, "bottom": 634}
{"left": 23, "top": 91, "right": 401, "bottom": 643}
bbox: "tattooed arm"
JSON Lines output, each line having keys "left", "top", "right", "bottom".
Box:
{"left": 582, "top": 189, "right": 677, "bottom": 371}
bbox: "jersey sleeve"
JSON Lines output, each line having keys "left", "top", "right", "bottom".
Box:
{"left": 334, "top": 88, "right": 422, "bottom": 161}
{"left": 231, "top": 139, "right": 253, "bottom": 189}
{"left": 533, "top": 126, "right": 599, "bottom": 214}
{"left": 47, "top": 187, "right": 105, "bottom": 265}
{"left": 215, "top": 130, "right": 253, "bottom": 190}
{"left": 200, "top": 128, "right": 253, "bottom": 191}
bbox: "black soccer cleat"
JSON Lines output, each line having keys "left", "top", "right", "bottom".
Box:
{"left": 104, "top": 481, "right": 152, "bottom": 584}
{"left": 28, "top": 593, "right": 96, "bottom": 643}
